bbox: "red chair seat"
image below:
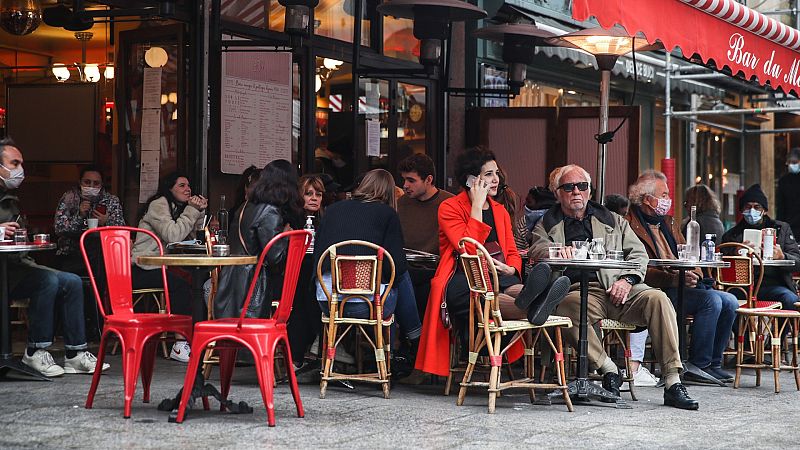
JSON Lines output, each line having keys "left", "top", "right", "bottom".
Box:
{"left": 106, "top": 314, "right": 193, "bottom": 326}
{"left": 176, "top": 230, "right": 311, "bottom": 427}
{"left": 753, "top": 300, "right": 782, "bottom": 309}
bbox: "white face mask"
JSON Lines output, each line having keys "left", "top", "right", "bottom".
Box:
{"left": 81, "top": 186, "right": 101, "bottom": 198}
{"left": 789, "top": 163, "right": 800, "bottom": 174}
{"left": 0, "top": 163, "right": 24, "bottom": 190}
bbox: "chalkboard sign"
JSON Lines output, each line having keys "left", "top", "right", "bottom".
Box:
{"left": 7, "top": 84, "right": 97, "bottom": 162}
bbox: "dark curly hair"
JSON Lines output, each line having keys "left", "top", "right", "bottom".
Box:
{"left": 455, "top": 146, "right": 496, "bottom": 190}
{"left": 140, "top": 171, "right": 191, "bottom": 221}
{"left": 248, "top": 159, "right": 303, "bottom": 228}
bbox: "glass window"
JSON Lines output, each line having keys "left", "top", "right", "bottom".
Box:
{"left": 383, "top": 17, "right": 419, "bottom": 62}
{"left": 396, "top": 82, "right": 427, "bottom": 162}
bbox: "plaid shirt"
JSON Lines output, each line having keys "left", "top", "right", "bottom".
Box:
{"left": 54, "top": 187, "right": 125, "bottom": 256}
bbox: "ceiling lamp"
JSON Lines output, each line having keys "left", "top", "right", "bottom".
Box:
{"left": 52, "top": 63, "right": 70, "bottom": 82}
{"left": 323, "top": 58, "right": 343, "bottom": 70}
{"left": 279, "top": 0, "right": 320, "bottom": 35}
{"left": 377, "top": 0, "right": 487, "bottom": 67}
{"left": 103, "top": 63, "right": 114, "bottom": 80}
{"left": 83, "top": 63, "right": 100, "bottom": 82}
{"left": 145, "top": 46, "right": 169, "bottom": 68}
{"left": 0, "top": 0, "right": 42, "bottom": 35}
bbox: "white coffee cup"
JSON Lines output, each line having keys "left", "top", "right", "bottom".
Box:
{"left": 87, "top": 218, "right": 99, "bottom": 229}
{"left": 0, "top": 226, "right": 5, "bottom": 240}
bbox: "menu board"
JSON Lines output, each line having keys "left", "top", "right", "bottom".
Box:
{"left": 221, "top": 51, "right": 292, "bottom": 174}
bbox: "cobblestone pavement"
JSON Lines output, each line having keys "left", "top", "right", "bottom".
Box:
{"left": 1, "top": 353, "right": 799, "bottom": 449}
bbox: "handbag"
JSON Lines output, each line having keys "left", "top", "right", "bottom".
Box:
{"left": 483, "top": 241, "right": 505, "bottom": 264}
{"left": 438, "top": 250, "right": 460, "bottom": 330}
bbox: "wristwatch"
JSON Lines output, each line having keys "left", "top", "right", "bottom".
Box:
{"left": 622, "top": 275, "right": 637, "bottom": 286}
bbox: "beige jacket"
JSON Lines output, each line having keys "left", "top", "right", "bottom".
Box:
{"left": 529, "top": 201, "right": 655, "bottom": 299}
{"left": 132, "top": 196, "right": 205, "bottom": 269}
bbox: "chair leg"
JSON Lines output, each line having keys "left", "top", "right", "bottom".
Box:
{"left": 793, "top": 318, "right": 800, "bottom": 391}
{"left": 279, "top": 336, "right": 305, "bottom": 418}
{"left": 175, "top": 337, "right": 207, "bottom": 424}
{"left": 217, "top": 346, "right": 238, "bottom": 412}
{"left": 772, "top": 318, "right": 781, "bottom": 394}
{"left": 253, "top": 339, "right": 276, "bottom": 427}
{"left": 122, "top": 339, "right": 144, "bottom": 419}
{"left": 444, "top": 335, "right": 457, "bottom": 396}
{"left": 201, "top": 344, "right": 215, "bottom": 380}
{"left": 85, "top": 330, "right": 110, "bottom": 409}
{"left": 140, "top": 339, "right": 159, "bottom": 404}
{"left": 623, "top": 331, "right": 637, "bottom": 401}
{"left": 320, "top": 321, "right": 336, "bottom": 399}
{"left": 555, "top": 327, "right": 573, "bottom": 412}
{"left": 735, "top": 316, "right": 745, "bottom": 389}
{"left": 487, "top": 365, "right": 499, "bottom": 414}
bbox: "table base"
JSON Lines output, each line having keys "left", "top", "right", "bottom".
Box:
{"left": 548, "top": 379, "right": 632, "bottom": 408}
{"left": 0, "top": 355, "right": 51, "bottom": 381}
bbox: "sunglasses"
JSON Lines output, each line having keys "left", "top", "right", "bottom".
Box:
{"left": 557, "top": 182, "right": 590, "bottom": 192}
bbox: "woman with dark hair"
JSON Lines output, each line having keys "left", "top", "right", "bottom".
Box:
{"left": 230, "top": 165, "right": 261, "bottom": 215}
{"left": 415, "top": 146, "right": 569, "bottom": 378}
{"left": 131, "top": 172, "right": 207, "bottom": 362}
{"left": 682, "top": 184, "right": 724, "bottom": 243}
{"left": 213, "top": 159, "right": 303, "bottom": 320}
{"left": 314, "top": 169, "right": 422, "bottom": 375}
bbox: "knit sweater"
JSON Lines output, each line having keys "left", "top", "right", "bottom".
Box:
{"left": 397, "top": 189, "right": 453, "bottom": 255}
{"left": 313, "top": 199, "right": 408, "bottom": 280}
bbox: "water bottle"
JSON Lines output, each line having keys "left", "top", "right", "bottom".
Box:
{"left": 701, "top": 234, "right": 715, "bottom": 262}
{"left": 685, "top": 206, "right": 701, "bottom": 261}
{"left": 763, "top": 228, "right": 775, "bottom": 260}
{"left": 304, "top": 215, "right": 315, "bottom": 251}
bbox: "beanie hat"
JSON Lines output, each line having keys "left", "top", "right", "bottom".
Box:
{"left": 739, "top": 184, "right": 768, "bottom": 211}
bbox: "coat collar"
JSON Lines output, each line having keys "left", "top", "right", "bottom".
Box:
{"left": 455, "top": 190, "right": 509, "bottom": 244}
{"left": 541, "top": 200, "right": 615, "bottom": 232}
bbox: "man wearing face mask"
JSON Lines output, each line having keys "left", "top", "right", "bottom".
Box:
{"left": 777, "top": 148, "right": 800, "bottom": 239}
{"left": 0, "top": 139, "right": 109, "bottom": 377}
{"left": 722, "top": 184, "right": 800, "bottom": 310}
{"left": 625, "top": 171, "right": 738, "bottom": 384}
{"left": 54, "top": 165, "right": 125, "bottom": 274}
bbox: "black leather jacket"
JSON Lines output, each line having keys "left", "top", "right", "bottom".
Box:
{"left": 213, "top": 201, "right": 288, "bottom": 319}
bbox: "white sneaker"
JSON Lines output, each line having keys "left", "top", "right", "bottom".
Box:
{"left": 632, "top": 365, "right": 659, "bottom": 387}
{"left": 170, "top": 341, "right": 191, "bottom": 363}
{"left": 22, "top": 349, "right": 65, "bottom": 377}
{"left": 64, "top": 351, "right": 110, "bottom": 374}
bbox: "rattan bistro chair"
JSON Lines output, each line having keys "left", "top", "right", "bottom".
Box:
{"left": 317, "top": 240, "right": 395, "bottom": 399}
{"left": 455, "top": 237, "right": 573, "bottom": 414}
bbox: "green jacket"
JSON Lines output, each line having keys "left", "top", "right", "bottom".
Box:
{"left": 0, "top": 189, "right": 51, "bottom": 291}
{"left": 529, "top": 201, "right": 655, "bottom": 299}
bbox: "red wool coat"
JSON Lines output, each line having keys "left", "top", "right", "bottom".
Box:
{"left": 415, "top": 191, "right": 523, "bottom": 376}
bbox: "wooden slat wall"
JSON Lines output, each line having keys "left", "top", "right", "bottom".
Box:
{"left": 566, "top": 117, "right": 630, "bottom": 197}
{"left": 486, "top": 117, "right": 549, "bottom": 201}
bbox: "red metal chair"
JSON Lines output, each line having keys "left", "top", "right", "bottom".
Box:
{"left": 80, "top": 226, "right": 193, "bottom": 419}
{"left": 175, "top": 230, "right": 311, "bottom": 426}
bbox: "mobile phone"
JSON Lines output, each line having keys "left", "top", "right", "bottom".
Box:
{"left": 466, "top": 175, "right": 478, "bottom": 189}
{"left": 94, "top": 204, "right": 107, "bottom": 215}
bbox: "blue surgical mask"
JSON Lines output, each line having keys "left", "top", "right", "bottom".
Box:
{"left": 743, "top": 208, "right": 763, "bottom": 225}
{"left": 789, "top": 163, "right": 800, "bottom": 174}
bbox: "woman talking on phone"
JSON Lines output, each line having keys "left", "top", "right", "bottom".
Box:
{"left": 131, "top": 172, "right": 206, "bottom": 362}
{"left": 54, "top": 165, "right": 125, "bottom": 274}
{"left": 415, "top": 146, "right": 569, "bottom": 378}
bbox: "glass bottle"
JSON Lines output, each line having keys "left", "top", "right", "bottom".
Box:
{"left": 216, "top": 194, "right": 229, "bottom": 245}
{"left": 685, "top": 206, "right": 701, "bottom": 261}
{"left": 701, "top": 234, "right": 715, "bottom": 262}
{"left": 303, "top": 215, "right": 315, "bottom": 251}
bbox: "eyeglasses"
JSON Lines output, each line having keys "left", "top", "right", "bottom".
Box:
{"left": 557, "top": 182, "right": 590, "bottom": 192}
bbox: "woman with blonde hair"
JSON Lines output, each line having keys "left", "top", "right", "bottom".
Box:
{"left": 682, "top": 184, "right": 724, "bottom": 243}
{"left": 313, "top": 169, "right": 422, "bottom": 375}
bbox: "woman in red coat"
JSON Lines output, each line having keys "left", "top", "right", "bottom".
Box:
{"left": 415, "top": 147, "right": 568, "bottom": 377}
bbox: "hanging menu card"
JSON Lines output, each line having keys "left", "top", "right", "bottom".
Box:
{"left": 221, "top": 51, "right": 292, "bottom": 174}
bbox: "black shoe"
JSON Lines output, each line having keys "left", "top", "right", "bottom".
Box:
{"left": 600, "top": 371, "right": 622, "bottom": 403}
{"left": 514, "top": 263, "right": 552, "bottom": 311}
{"left": 664, "top": 383, "right": 699, "bottom": 410}
{"left": 682, "top": 369, "right": 721, "bottom": 385}
{"left": 704, "top": 366, "right": 734, "bottom": 383}
{"left": 527, "top": 275, "right": 570, "bottom": 326}
{"left": 392, "top": 355, "right": 414, "bottom": 380}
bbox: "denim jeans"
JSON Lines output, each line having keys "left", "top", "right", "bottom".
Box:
{"left": 317, "top": 271, "right": 422, "bottom": 340}
{"left": 9, "top": 267, "right": 87, "bottom": 350}
{"left": 665, "top": 287, "right": 738, "bottom": 368}
{"left": 758, "top": 284, "right": 800, "bottom": 310}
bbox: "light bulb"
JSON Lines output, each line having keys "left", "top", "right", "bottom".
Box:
{"left": 103, "top": 64, "right": 114, "bottom": 79}
{"left": 144, "top": 46, "right": 169, "bottom": 68}
{"left": 168, "top": 92, "right": 177, "bottom": 104}
{"left": 315, "top": 74, "right": 322, "bottom": 93}
{"left": 323, "top": 58, "right": 343, "bottom": 70}
{"left": 161, "top": 94, "right": 168, "bottom": 105}
{"left": 84, "top": 64, "right": 101, "bottom": 82}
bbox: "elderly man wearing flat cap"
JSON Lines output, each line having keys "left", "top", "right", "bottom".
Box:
{"left": 721, "top": 184, "right": 800, "bottom": 310}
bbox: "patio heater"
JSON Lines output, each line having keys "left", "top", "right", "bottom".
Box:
{"left": 546, "top": 26, "right": 660, "bottom": 201}
{"left": 377, "top": 0, "right": 487, "bottom": 69}
{"left": 473, "top": 20, "right": 557, "bottom": 95}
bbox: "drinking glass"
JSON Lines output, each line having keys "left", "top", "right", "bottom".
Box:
{"left": 548, "top": 242, "right": 564, "bottom": 259}
{"left": 605, "top": 234, "right": 619, "bottom": 251}
{"left": 572, "top": 241, "right": 589, "bottom": 260}
{"left": 14, "top": 228, "right": 27, "bottom": 245}
{"left": 677, "top": 244, "right": 688, "bottom": 260}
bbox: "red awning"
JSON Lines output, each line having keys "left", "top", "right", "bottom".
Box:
{"left": 573, "top": 0, "right": 800, "bottom": 95}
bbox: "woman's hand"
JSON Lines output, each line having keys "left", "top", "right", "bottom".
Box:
{"left": 91, "top": 208, "right": 109, "bottom": 226}
{"left": 493, "top": 258, "right": 515, "bottom": 277}
{"left": 188, "top": 195, "right": 208, "bottom": 211}
{"left": 79, "top": 200, "right": 91, "bottom": 217}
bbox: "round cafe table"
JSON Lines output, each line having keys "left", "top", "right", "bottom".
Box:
{"left": 0, "top": 242, "right": 57, "bottom": 381}
{"left": 136, "top": 253, "right": 258, "bottom": 422}
{"left": 753, "top": 258, "right": 796, "bottom": 267}
{"left": 541, "top": 257, "right": 640, "bottom": 406}
{"left": 648, "top": 258, "right": 730, "bottom": 386}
